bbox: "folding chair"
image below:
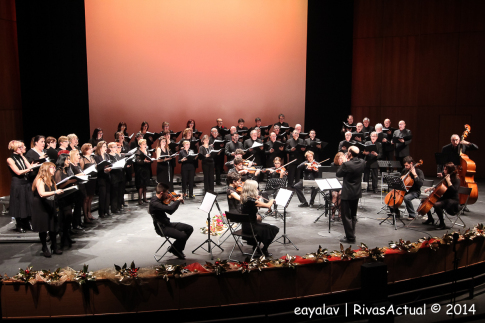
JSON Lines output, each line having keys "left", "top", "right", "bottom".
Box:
{"left": 150, "top": 214, "right": 181, "bottom": 262}
{"left": 444, "top": 187, "right": 471, "bottom": 229}
{"left": 225, "top": 211, "right": 262, "bottom": 261}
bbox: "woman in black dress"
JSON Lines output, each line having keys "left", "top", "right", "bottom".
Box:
{"left": 240, "top": 180, "right": 279, "bottom": 257}
{"left": 329, "top": 152, "right": 345, "bottom": 221}
{"left": 25, "top": 135, "right": 47, "bottom": 183}
{"left": 45, "top": 137, "right": 58, "bottom": 162}
{"left": 116, "top": 132, "right": 131, "bottom": 207}
{"left": 108, "top": 142, "right": 123, "bottom": 214}
{"left": 33, "top": 162, "right": 65, "bottom": 257}
{"left": 89, "top": 128, "right": 104, "bottom": 147}
{"left": 7, "top": 140, "right": 35, "bottom": 232}
{"left": 155, "top": 136, "right": 174, "bottom": 191}
{"left": 117, "top": 122, "right": 131, "bottom": 144}
{"left": 179, "top": 140, "right": 197, "bottom": 198}
{"left": 79, "top": 143, "right": 96, "bottom": 221}
{"left": 69, "top": 149, "right": 87, "bottom": 227}
{"left": 55, "top": 153, "right": 77, "bottom": 248}
{"left": 93, "top": 141, "right": 112, "bottom": 217}
{"left": 67, "top": 134, "right": 80, "bottom": 151}
{"left": 187, "top": 119, "right": 200, "bottom": 140}
{"left": 199, "top": 134, "right": 219, "bottom": 193}
{"left": 134, "top": 139, "right": 152, "bottom": 204}
{"left": 423, "top": 162, "right": 461, "bottom": 230}
{"left": 179, "top": 128, "right": 199, "bottom": 176}
{"left": 226, "top": 172, "right": 242, "bottom": 213}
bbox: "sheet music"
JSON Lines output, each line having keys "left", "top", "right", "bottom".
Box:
{"left": 315, "top": 179, "right": 332, "bottom": 191}
{"left": 110, "top": 158, "right": 126, "bottom": 169}
{"left": 83, "top": 164, "right": 97, "bottom": 175}
{"left": 199, "top": 192, "right": 217, "bottom": 213}
{"left": 326, "top": 178, "right": 342, "bottom": 189}
{"left": 275, "top": 188, "right": 293, "bottom": 207}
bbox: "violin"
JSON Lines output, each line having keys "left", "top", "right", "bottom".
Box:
{"left": 275, "top": 167, "right": 287, "bottom": 175}
{"left": 305, "top": 158, "right": 330, "bottom": 171}
{"left": 236, "top": 181, "right": 244, "bottom": 194}
{"left": 384, "top": 160, "right": 423, "bottom": 207}
{"left": 163, "top": 192, "right": 184, "bottom": 205}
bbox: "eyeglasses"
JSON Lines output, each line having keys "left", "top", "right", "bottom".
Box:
{"left": 49, "top": 166, "right": 56, "bottom": 169}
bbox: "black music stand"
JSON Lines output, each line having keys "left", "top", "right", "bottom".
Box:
{"left": 379, "top": 176, "right": 406, "bottom": 230}
{"left": 192, "top": 192, "right": 224, "bottom": 259}
{"left": 377, "top": 160, "right": 402, "bottom": 213}
{"left": 263, "top": 177, "right": 287, "bottom": 220}
{"left": 313, "top": 179, "right": 342, "bottom": 234}
{"left": 273, "top": 188, "right": 298, "bottom": 250}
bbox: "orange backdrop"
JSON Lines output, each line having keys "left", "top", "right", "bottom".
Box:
{"left": 85, "top": 0, "right": 308, "bottom": 140}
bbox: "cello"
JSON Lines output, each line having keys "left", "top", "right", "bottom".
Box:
{"left": 417, "top": 168, "right": 458, "bottom": 216}
{"left": 384, "top": 160, "right": 423, "bottom": 207}
{"left": 458, "top": 125, "right": 478, "bottom": 205}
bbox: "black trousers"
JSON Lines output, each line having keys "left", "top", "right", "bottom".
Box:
{"left": 72, "top": 191, "right": 83, "bottom": 227}
{"left": 427, "top": 199, "right": 459, "bottom": 223}
{"left": 202, "top": 160, "right": 215, "bottom": 192}
{"left": 382, "top": 151, "right": 394, "bottom": 161}
{"left": 181, "top": 164, "right": 195, "bottom": 196}
{"left": 58, "top": 201, "right": 73, "bottom": 234}
{"left": 214, "top": 154, "right": 223, "bottom": 183}
{"left": 159, "top": 222, "right": 194, "bottom": 251}
{"left": 364, "top": 167, "right": 378, "bottom": 190}
{"left": 341, "top": 199, "right": 359, "bottom": 241}
{"left": 293, "top": 180, "right": 318, "bottom": 205}
{"left": 110, "top": 181, "right": 123, "bottom": 212}
{"left": 287, "top": 164, "right": 300, "bottom": 187}
{"left": 97, "top": 177, "right": 110, "bottom": 216}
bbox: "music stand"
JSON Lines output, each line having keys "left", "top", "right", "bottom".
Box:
{"left": 273, "top": 188, "right": 298, "bottom": 250}
{"left": 192, "top": 192, "right": 224, "bottom": 259}
{"left": 314, "top": 179, "right": 342, "bottom": 233}
{"left": 264, "top": 177, "right": 287, "bottom": 220}
{"left": 379, "top": 176, "right": 406, "bottom": 230}
{"left": 377, "top": 160, "right": 402, "bottom": 213}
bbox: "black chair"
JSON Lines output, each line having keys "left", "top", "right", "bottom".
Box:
{"left": 150, "top": 214, "right": 181, "bottom": 262}
{"left": 444, "top": 187, "right": 471, "bottom": 229}
{"left": 225, "top": 211, "right": 262, "bottom": 261}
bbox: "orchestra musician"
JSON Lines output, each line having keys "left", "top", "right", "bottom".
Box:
{"left": 156, "top": 136, "right": 174, "bottom": 191}
{"left": 294, "top": 151, "right": 319, "bottom": 208}
{"left": 179, "top": 140, "right": 197, "bottom": 199}
{"left": 305, "top": 130, "right": 323, "bottom": 162}
{"left": 391, "top": 156, "right": 424, "bottom": 220}
{"left": 244, "top": 130, "right": 264, "bottom": 181}
{"left": 363, "top": 132, "right": 383, "bottom": 193}
{"left": 209, "top": 127, "right": 224, "bottom": 185}
{"left": 285, "top": 130, "right": 306, "bottom": 186}
{"left": 240, "top": 180, "right": 279, "bottom": 257}
{"left": 423, "top": 162, "right": 460, "bottom": 230}
{"left": 228, "top": 157, "right": 260, "bottom": 182}
{"left": 149, "top": 182, "right": 193, "bottom": 260}
{"left": 336, "top": 146, "right": 365, "bottom": 243}
{"left": 392, "top": 120, "right": 412, "bottom": 166}
{"left": 226, "top": 172, "right": 242, "bottom": 213}
{"left": 265, "top": 132, "right": 285, "bottom": 167}
{"left": 225, "top": 132, "right": 244, "bottom": 163}
{"left": 439, "top": 134, "right": 478, "bottom": 173}
{"left": 224, "top": 149, "right": 245, "bottom": 170}
{"left": 7, "top": 140, "right": 35, "bottom": 233}
{"left": 338, "top": 131, "right": 353, "bottom": 152}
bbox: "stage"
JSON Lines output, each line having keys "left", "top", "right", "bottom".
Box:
{"left": 0, "top": 178, "right": 484, "bottom": 277}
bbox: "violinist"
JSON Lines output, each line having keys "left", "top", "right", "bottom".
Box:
{"left": 149, "top": 183, "right": 193, "bottom": 260}
{"left": 224, "top": 149, "right": 245, "bottom": 170}
{"left": 156, "top": 136, "right": 174, "bottom": 191}
{"left": 439, "top": 134, "right": 478, "bottom": 173}
{"left": 363, "top": 132, "right": 383, "bottom": 193}
{"left": 391, "top": 156, "right": 424, "bottom": 220}
{"left": 265, "top": 132, "right": 285, "bottom": 167}
{"left": 422, "top": 163, "right": 460, "bottom": 230}
{"left": 338, "top": 132, "right": 353, "bottom": 152}
{"left": 225, "top": 132, "right": 244, "bottom": 163}
{"left": 285, "top": 130, "right": 306, "bottom": 186}
{"left": 305, "top": 130, "right": 323, "bottom": 162}
{"left": 228, "top": 157, "right": 260, "bottom": 182}
{"left": 392, "top": 120, "right": 412, "bottom": 167}
{"left": 226, "top": 172, "right": 242, "bottom": 213}
{"left": 209, "top": 127, "right": 224, "bottom": 185}
{"left": 294, "top": 151, "right": 319, "bottom": 207}
{"left": 265, "top": 157, "right": 286, "bottom": 179}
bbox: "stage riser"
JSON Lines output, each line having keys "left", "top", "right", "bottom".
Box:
{"left": 2, "top": 240, "right": 484, "bottom": 319}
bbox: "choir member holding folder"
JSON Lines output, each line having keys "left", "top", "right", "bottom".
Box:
{"left": 285, "top": 130, "right": 306, "bottom": 186}
{"left": 93, "top": 141, "right": 112, "bottom": 216}
{"left": 199, "top": 135, "right": 219, "bottom": 193}
{"left": 108, "top": 142, "right": 123, "bottom": 214}
{"left": 363, "top": 132, "right": 383, "bottom": 193}
{"left": 88, "top": 128, "right": 103, "bottom": 147}
{"left": 117, "top": 122, "right": 132, "bottom": 144}
{"left": 55, "top": 153, "right": 77, "bottom": 248}
{"left": 265, "top": 132, "right": 285, "bottom": 167}
{"left": 338, "top": 132, "right": 353, "bottom": 152}
{"left": 25, "top": 135, "right": 47, "bottom": 182}
{"left": 80, "top": 143, "right": 97, "bottom": 222}
{"left": 179, "top": 140, "right": 198, "bottom": 199}
{"left": 134, "top": 139, "right": 152, "bottom": 205}
{"left": 156, "top": 136, "right": 175, "bottom": 191}
{"left": 209, "top": 127, "right": 224, "bottom": 185}
{"left": 69, "top": 149, "right": 87, "bottom": 227}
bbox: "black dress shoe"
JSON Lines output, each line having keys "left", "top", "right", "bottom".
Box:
{"left": 309, "top": 203, "right": 314, "bottom": 208}
{"left": 422, "top": 219, "right": 434, "bottom": 225}
{"left": 298, "top": 202, "right": 309, "bottom": 207}
{"left": 435, "top": 223, "right": 447, "bottom": 230}
{"left": 168, "top": 247, "right": 185, "bottom": 259}
{"left": 42, "top": 246, "right": 51, "bottom": 258}
{"left": 17, "top": 228, "right": 26, "bottom": 233}
{"left": 73, "top": 226, "right": 85, "bottom": 231}
{"left": 339, "top": 237, "right": 356, "bottom": 244}
{"left": 262, "top": 249, "right": 272, "bottom": 258}
{"left": 122, "top": 204, "right": 128, "bottom": 207}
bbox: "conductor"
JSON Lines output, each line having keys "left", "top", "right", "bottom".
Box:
{"left": 149, "top": 183, "right": 193, "bottom": 259}
{"left": 336, "top": 146, "right": 365, "bottom": 243}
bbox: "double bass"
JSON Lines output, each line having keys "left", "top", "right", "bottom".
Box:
{"left": 458, "top": 125, "right": 478, "bottom": 205}
{"left": 384, "top": 160, "right": 423, "bottom": 207}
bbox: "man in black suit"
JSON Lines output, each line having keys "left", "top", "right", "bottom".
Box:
{"left": 224, "top": 126, "right": 237, "bottom": 141}
{"left": 392, "top": 120, "right": 412, "bottom": 166}
{"left": 341, "top": 114, "right": 356, "bottom": 135}
{"left": 274, "top": 113, "right": 289, "bottom": 128}
{"left": 363, "top": 132, "right": 383, "bottom": 193}
{"left": 304, "top": 130, "right": 323, "bottom": 162}
{"left": 209, "top": 127, "right": 224, "bottom": 185}
{"left": 285, "top": 130, "right": 306, "bottom": 186}
{"left": 439, "top": 134, "right": 478, "bottom": 173}
{"left": 336, "top": 146, "right": 365, "bottom": 243}
{"left": 225, "top": 132, "right": 244, "bottom": 163}
{"left": 265, "top": 132, "right": 285, "bottom": 167}
{"left": 362, "top": 117, "right": 375, "bottom": 135}
{"left": 382, "top": 119, "right": 394, "bottom": 162}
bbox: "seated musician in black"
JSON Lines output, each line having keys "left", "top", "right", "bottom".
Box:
{"left": 149, "top": 183, "right": 193, "bottom": 259}
{"left": 226, "top": 172, "right": 242, "bottom": 214}
{"left": 392, "top": 156, "right": 424, "bottom": 220}
{"left": 423, "top": 162, "right": 460, "bottom": 230}
{"left": 224, "top": 149, "right": 245, "bottom": 170}
{"left": 228, "top": 157, "right": 260, "bottom": 182}
{"left": 294, "top": 151, "right": 319, "bottom": 208}
{"left": 439, "top": 134, "right": 478, "bottom": 174}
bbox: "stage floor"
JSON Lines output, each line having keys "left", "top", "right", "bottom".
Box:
{"left": 0, "top": 182, "right": 484, "bottom": 276}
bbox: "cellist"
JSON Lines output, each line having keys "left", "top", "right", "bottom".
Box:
{"left": 423, "top": 163, "right": 460, "bottom": 230}
{"left": 391, "top": 156, "right": 424, "bottom": 220}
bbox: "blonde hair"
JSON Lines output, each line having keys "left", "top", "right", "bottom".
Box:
{"left": 32, "top": 162, "right": 56, "bottom": 192}
{"left": 8, "top": 140, "right": 21, "bottom": 151}
{"left": 182, "top": 140, "right": 190, "bottom": 147}
{"left": 240, "top": 180, "right": 259, "bottom": 204}
{"left": 95, "top": 141, "right": 107, "bottom": 155}
{"left": 107, "top": 142, "right": 118, "bottom": 154}
{"left": 138, "top": 139, "right": 147, "bottom": 146}
{"left": 67, "top": 134, "right": 78, "bottom": 143}
{"left": 304, "top": 150, "right": 314, "bottom": 158}
{"left": 69, "top": 149, "right": 80, "bottom": 163}
{"left": 58, "top": 136, "right": 68, "bottom": 144}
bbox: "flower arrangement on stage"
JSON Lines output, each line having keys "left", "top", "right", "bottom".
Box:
{"left": 0, "top": 224, "right": 483, "bottom": 285}
{"left": 200, "top": 213, "right": 228, "bottom": 236}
